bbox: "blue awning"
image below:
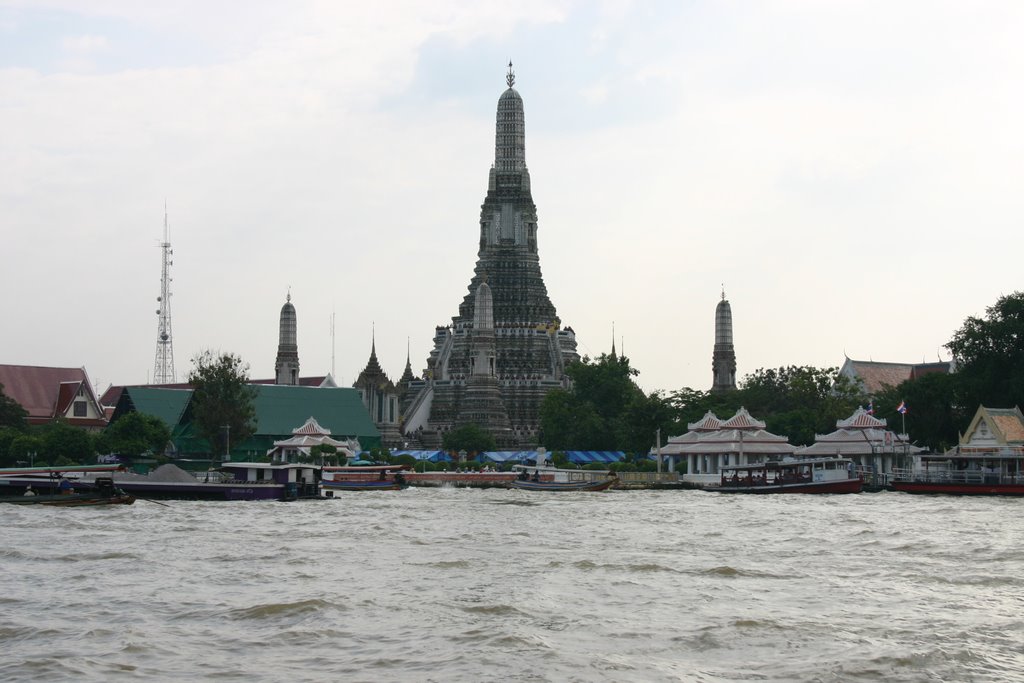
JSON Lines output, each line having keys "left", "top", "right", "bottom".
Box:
{"left": 481, "top": 451, "right": 536, "bottom": 463}
{"left": 565, "top": 451, "right": 625, "bottom": 464}
{"left": 389, "top": 449, "right": 451, "bottom": 462}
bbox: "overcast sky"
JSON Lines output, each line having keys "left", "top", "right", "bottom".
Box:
{"left": 2, "top": 1, "right": 1022, "bottom": 397}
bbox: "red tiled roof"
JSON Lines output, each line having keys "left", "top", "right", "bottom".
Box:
{"left": 846, "top": 360, "right": 913, "bottom": 394}
{"left": 687, "top": 411, "right": 722, "bottom": 431}
{"left": 836, "top": 407, "right": 887, "bottom": 430}
{"left": 720, "top": 407, "right": 766, "bottom": 430}
{"left": 0, "top": 364, "right": 90, "bottom": 419}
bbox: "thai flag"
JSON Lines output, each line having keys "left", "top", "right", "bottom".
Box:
{"left": 897, "top": 401, "right": 908, "bottom": 414}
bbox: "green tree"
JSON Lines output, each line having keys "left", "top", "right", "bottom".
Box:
{"left": 36, "top": 420, "right": 95, "bottom": 464}
{"left": 619, "top": 390, "right": 678, "bottom": 455}
{"left": 873, "top": 372, "right": 966, "bottom": 452}
{"left": 442, "top": 424, "right": 497, "bottom": 455}
{"left": 101, "top": 412, "right": 172, "bottom": 457}
{"left": 539, "top": 353, "right": 658, "bottom": 452}
{"left": 538, "top": 389, "right": 606, "bottom": 450}
{"left": 0, "top": 382, "right": 28, "bottom": 431}
{"left": 0, "top": 426, "right": 27, "bottom": 466}
{"left": 947, "top": 291, "right": 1024, "bottom": 409}
{"left": 8, "top": 434, "right": 45, "bottom": 465}
{"left": 188, "top": 350, "right": 257, "bottom": 458}
{"left": 738, "top": 366, "right": 864, "bottom": 445}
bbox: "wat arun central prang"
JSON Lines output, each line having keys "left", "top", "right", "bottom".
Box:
{"left": 402, "top": 64, "right": 579, "bottom": 448}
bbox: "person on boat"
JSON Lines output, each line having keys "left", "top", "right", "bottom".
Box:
{"left": 531, "top": 469, "right": 540, "bottom": 482}
{"left": 58, "top": 478, "right": 74, "bottom": 494}
{"left": 517, "top": 469, "right": 529, "bottom": 481}
{"left": 23, "top": 485, "right": 35, "bottom": 496}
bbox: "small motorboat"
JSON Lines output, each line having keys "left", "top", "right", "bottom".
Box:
{"left": 0, "top": 477, "right": 135, "bottom": 506}
{"left": 510, "top": 477, "right": 617, "bottom": 492}
{"left": 320, "top": 465, "right": 411, "bottom": 495}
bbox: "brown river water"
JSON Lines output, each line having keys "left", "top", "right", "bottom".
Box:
{"left": 1, "top": 488, "right": 1022, "bottom": 682}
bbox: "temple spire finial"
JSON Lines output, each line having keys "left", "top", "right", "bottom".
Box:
{"left": 721, "top": 283, "right": 725, "bottom": 301}
{"left": 506, "top": 60, "right": 515, "bottom": 88}
{"left": 287, "top": 286, "right": 291, "bottom": 303}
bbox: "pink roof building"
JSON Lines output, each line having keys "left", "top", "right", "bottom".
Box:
{"left": 0, "top": 364, "right": 107, "bottom": 430}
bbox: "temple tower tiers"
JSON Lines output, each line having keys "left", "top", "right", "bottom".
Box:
{"left": 353, "top": 332, "right": 402, "bottom": 447}
{"left": 711, "top": 291, "right": 737, "bottom": 392}
{"left": 275, "top": 293, "right": 299, "bottom": 385}
{"left": 458, "top": 281, "right": 513, "bottom": 441}
{"left": 404, "top": 64, "right": 579, "bottom": 448}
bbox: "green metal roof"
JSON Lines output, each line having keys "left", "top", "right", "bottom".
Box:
{"left": 117, "top": 387, "right": 192, "bottom": 430}
{"left": 250, "top": 385, "right": 379, "bottom": 440}
{"left": 167, "top": 384, "right": 381, "bottom": 457}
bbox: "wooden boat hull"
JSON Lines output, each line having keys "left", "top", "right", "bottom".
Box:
{"left": 321, "top": 481, "right": 406, "bottom": 492}
{"left": 1, "top": 493, "right": 135, "bottom": 506}
{"left": 891, "top": 481, "right": 1024, "bottom": 496}
{"left": 510, "top": 478, "right": 617, "bottom": 492}
{"left": 716, "top": 478, "right": 863, "bottom": 494}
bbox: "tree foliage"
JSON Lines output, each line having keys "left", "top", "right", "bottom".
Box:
{"left": 0, "top": 382, "right": 28, "bottom": 431}
{"left": 188, "top": 350, "right": 257, "bottom": 458}
{"left": 947, "top": 291, "right": 1024, "bottom": 409}
{"left": 99, "top": 412, "right": 172, "bottom": 457}
{"left": 667, "top": 366, "right": 865, "bottom": 446}
{"left": 872, "top": 372, "right": 965, "bottom": 452}
{"left": 442, "top": 424, "right": 496, "bottom": 455}
{"left": 540, "top": 354, "right": 676, "bottom": 453}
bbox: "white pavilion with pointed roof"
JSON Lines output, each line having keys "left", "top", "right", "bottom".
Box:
{"left": 267, "top": 416, "right": 360, "bottom": 463}
{"left": 795, "top": 407, "right": 923, "bottom": 475}
{"left": 660, "top": 407, "right": 796, "bottom": 477}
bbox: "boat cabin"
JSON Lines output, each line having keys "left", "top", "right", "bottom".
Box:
{"left": 219, "top": 462, "right": 321, "bottom": 499}
{"left": 719, "top": 456, "right": 860, "bottom": 492}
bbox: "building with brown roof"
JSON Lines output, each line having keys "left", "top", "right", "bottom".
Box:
{"left": 959, "top": 406, "right": 1024, "bottom": 453}
{"left": 0, "top": 364, "right": 107, "bottom": 430}
{"left": 839, "top": 357, "right": 952, "bottom": 395}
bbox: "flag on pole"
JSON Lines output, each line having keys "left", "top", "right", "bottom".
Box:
{"left": 896, "top": 401, "right": 908, "bottom": 414}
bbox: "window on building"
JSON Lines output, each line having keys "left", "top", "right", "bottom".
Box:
{"left": 73, "top": 401, "right": 87, "bottom": 417}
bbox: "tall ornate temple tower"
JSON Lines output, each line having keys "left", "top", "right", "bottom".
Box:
{"left": 403, "top": 64, "right": 579, "bottom": 448}
{"left": 712, "top": 290, "right": 737, "bottom": 392}
{"left": 275, "top": 293, "right": 300, "bottom": 385}
{"left": 353, "top": 331, "right": 402, "bottom": 447}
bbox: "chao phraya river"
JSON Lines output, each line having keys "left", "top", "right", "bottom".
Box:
{"left": 2, "top": 488, "right": 1022, "bottom": 682}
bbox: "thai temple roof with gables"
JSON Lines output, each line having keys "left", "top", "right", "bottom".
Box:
{"left": 660, "top": 408, "right": 795, "bottom": 456}
{"left": 960, "top": 406, "right": 1024, "bottom": 451}
{"left": 837, "top": 406, "right": 888, "bottom": 429}
{"left": 720, "top": 407, "right": 765, "bottom": 430}
{"left": 795, "top": 407, "right": 923, "bottom": 457}
{"left": 687, "top": 411, "right": 723, "bottom": 432}
{"left": 839, "top": 357, "right": 952, "bottom": 395}
{"left": 292, "top": 416, "right": 331, "bottom": 436}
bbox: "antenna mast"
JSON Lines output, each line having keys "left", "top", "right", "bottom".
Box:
{"left": 152, "top": 204, "right": 177, "bottom": 384}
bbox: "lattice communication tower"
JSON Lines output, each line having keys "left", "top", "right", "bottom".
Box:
{"left": 152, "top": 206, "right": 176, "bottom": 384}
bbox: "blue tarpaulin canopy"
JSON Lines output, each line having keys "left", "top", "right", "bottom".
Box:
{"left": 480, "top": 451, "right": 537, "bottom": 463}
{"left": 388, "top": 450, "right": 451, "bottom": 463}
{"left": 564, "top": 451, "right": 625, "bottom": 464}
